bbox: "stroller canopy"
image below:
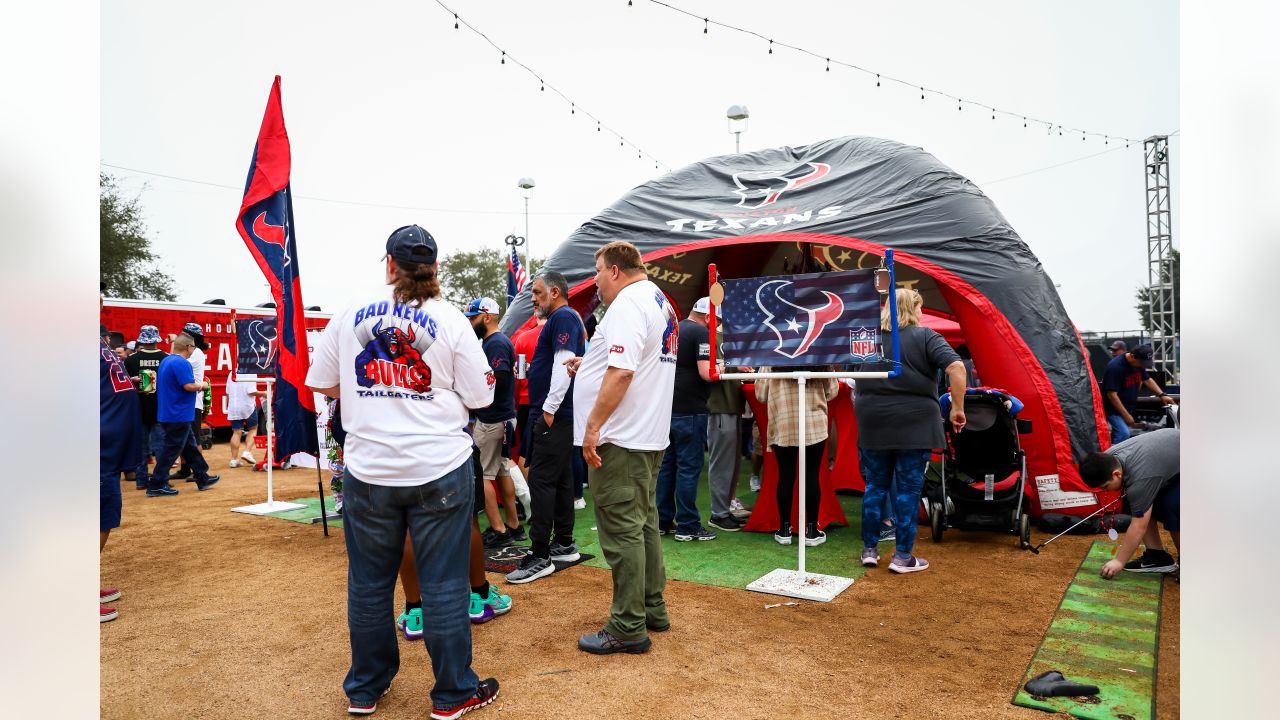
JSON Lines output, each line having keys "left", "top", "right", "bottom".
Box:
{"left": 500, "top": 135, "right": 1109, "bottom": 513}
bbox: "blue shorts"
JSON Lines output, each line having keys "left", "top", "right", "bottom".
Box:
{"left": 230, "top": 415, "right": 258, "bottom": 431}
{"left": 1150, "top": 474, "right": 1180, "bottom": 532}
{"left": 100, "top": 467, "right": 122, "bottom": 532}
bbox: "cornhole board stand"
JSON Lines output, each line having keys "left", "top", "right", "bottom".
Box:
{"left": 712, "top": 251, "right": 904, "bottom": 603}
{"left": 232, "top": 377, "right": 305, "bottom": 515}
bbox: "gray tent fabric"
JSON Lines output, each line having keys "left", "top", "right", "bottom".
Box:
{"left": 501, "top": 135, "right": 1105, "bottom": 481}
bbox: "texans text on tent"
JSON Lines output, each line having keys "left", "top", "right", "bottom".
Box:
{"left": 665, "top": 205, "right": 845, "bottom": 234}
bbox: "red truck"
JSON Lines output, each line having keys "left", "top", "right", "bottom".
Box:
{"left": 100, "top": 298, "right": 332, "bottom": 431}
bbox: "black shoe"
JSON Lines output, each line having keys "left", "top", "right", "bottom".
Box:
{"left": 708, "top": 514, "right": 742, "bottom": 532}
{"left": 1124, "top": 549, "right": 1177, "bottom": 573}
{"left": 578, "top": 629, "right": 651, "bottom": 655}
{"left": 774, "top": 522, "right": 793, "bottom": 545}
{"left": 516, "top": 503, "right": 527, "bottom": 522}
{"left": 675, "top": 527, "right": 717, "bottom": 542}
{"left": 507, "top": 525, "right": 526, "bottom": 542}
{"left": 549, "top": 541, "right": 580, "bottom": 562}
{"left": 483, "top": 529, "right": 513, "bottom": 549}
{"left": 196, "top": 475, "right": 220, "bottom": 491}
{"left": 804, "top": 523, "right": 827, "bottom": 547}
{"left": 172, "top": 468, "right": 193, "bottom": 480}
{"left": 146, "top": 486, "right": 179, "bottom": 497}
{"left": 430, "top": 678, "right": 499, "bottom": 720}
{"left": 658, "top": 525, "right": 676, "bottom": 537}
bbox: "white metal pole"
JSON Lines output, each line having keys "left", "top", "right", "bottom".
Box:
{"left": 796, "top": 375, "right": 807, "bottom": 576}
{"left": 266, "top": 379, "right": 274, "bottom": 505}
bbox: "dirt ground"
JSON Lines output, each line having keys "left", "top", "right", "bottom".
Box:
{"left": 101, "top": 443, "right": 1178, "bottom": 719}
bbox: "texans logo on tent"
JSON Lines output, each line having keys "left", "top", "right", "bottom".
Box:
{"left": 756, "top": 279, "right": 844, "bottom": 359}
{"left": 354, "top": 318, "right": 435, "bottom": 394}
{"left": 849, "top": 327, "right": 881, "bottom": 362}
{"left": 731, "top": 162, "right": 831, "bottom": 209}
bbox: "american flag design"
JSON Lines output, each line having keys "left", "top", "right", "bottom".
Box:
{"left": 719, "top": 269, "right": 882, "bottom": 367}
{"left": 507, "top": 246, "right": 529, "bottom": 305}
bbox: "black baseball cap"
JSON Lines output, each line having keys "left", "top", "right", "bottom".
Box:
{"left": 1109, "top": 340, "right": 1127, "bottom": 351}
{"left": 386, "top": 224, "right": 438, "bottom": 265}
{"left": 1130, "top": 343, "right": 1155, "bottom": 368}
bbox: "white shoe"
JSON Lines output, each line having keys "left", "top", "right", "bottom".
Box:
{"left": 229, "top": 459, "right": 241, "bottom": 468}
{"left": 749, "top": 475, "right": 761, "bottom": 492}
{"left": 729, "top": 497, "right": 751, "bottom": 520}
{"left": 240, "top": 451, "right": 256, "bottom": 464}
{"left": 573, "top": 497, "right": 587, "bottom": 510}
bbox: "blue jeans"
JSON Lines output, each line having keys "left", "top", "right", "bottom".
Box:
{"left": 859, "top": 449, "right": 931, "bottom": 557}
{"left": 342, "top": 462, "right": 479, "bottom": 711}
{"left": 1106, "top": 414, "right": 1132, "bottom": 444}
{"left": 149, "top": 421, "right": 210, "bottom": 490}
{"left": 656, "top": 414, "right": 708, "bottom": 534}
{"left": 134, "top": 423, "right": 164, "bottom": 487}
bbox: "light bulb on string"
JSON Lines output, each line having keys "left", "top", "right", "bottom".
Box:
{"left": 1058, "top": 126, "right": 1062, "bottom": 136}
{"left": 1023, "top": 117, "right": 1027, "bottom": 128}
{"left": 1105, "top": 136, "right": 1109, "bottom": 145}
{"left": 920, "top": 87, "right": 924, "bottom": 100}
{"left": 826, "top": 58, "right": 830, "bottom": 72}
{"left": 597, "top": 122, "right": 601, "bottom": 132}
{"left": 500, "top": 51, "right": 505, "bottom": 65}
{"left": 571, "top": 103, "right": 575, "bottom": 115}
{"left": 628, "top": 0, "right": 632, "bottom": 5}
{"left": 958, "top": 100, "right": 962, "bottom": 111}
{"left": 540, "top": 79, "right": 544, "bottom": 91}
{"left": 991, "top": 109, "right": 995, "bottom": 120}
{"left": 768, "top": 40, "right": 773, "bottom": 54}
{"left": 454, "top": 14, "right": 458, "bottom": 29}
{"left": 703, "top": 18, "right": 708, "bottom": 34}
{"left": 876, "top": 74, "right": 880, "bottom": 87}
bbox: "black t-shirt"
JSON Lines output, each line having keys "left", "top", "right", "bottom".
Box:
{"left": 124, "top": 347, "right": 168, "bottom": 426}
{"left": 1102, "top": 354, "right": 1147, "bottom": 414}
{"left": 671, "top": 319, "right": 711, "bottom": 415}
{"left": 476, "top": 331, "right": 517, "bottom": 423}
{"left": 855, "top": 325, "right": 960, "bottom": 450}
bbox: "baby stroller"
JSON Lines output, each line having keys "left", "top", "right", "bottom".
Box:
{"left": 923, "top": 389, "right": 1033, "bottom": 548}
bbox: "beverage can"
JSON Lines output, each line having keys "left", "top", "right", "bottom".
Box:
{"left": 140, "top": 369, "right": 155, "bottom": 394}
{"left": 515, "top": 354, "right": 528, "bottom": 380}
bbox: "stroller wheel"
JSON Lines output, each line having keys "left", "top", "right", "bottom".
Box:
{"left": 1018, "top": 512, "right": 1031, "bottom": 549}
{"left": 930, "top": 502, "right": 945, "bottom": 543}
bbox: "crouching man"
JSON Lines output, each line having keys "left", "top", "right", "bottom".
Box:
{"left": 1079, "top": 428, "right": 1180, "bottom": 580}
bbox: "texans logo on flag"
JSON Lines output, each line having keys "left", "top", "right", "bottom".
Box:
{"left": 756, "top": 279, "right": 844, "bottom": 359}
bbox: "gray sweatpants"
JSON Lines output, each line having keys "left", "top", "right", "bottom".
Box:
{"left": 707, "top": 413, "right": 742, "bottom": 518}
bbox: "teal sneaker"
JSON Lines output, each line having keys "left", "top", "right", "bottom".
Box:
{"left": 469, "top": 587, "right": 512, "bottom": 624}
{"left": 396, "top": 607, "right": 423, "bottom": 640}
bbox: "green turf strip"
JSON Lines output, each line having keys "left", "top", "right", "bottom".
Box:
{"left": 261, "top": 463, "right": 871, "bottom": 591}
{"left": 264, "top": 495, "right": 342, "bottom": 528}
{"left": 1012, "top": 541, "right": 1164, "bottom": 720}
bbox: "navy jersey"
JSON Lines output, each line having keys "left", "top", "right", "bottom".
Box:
{"left": 101, "top": 340, "right": 144, "bottom": 473}
{"left": 475, "top": 331, "right": 517, "bottom": 423}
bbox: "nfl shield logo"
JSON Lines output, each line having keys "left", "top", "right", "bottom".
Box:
{"left": 849, "top": 327, "right": 880, "bottom": 362}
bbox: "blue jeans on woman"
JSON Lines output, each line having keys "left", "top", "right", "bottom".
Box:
{"left": 859, "top": 449, "right": 932, "bottom": 558}
{"left": 656, "top": 414, "right": 708, "bottom": 534}
{"left": 341, "top": 461, "right": 480, "bottom": 713}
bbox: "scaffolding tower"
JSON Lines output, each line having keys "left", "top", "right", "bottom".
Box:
{"left": 1144, "top": 136, "right": 1178, "bottom": 382}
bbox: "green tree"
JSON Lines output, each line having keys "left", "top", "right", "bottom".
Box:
{"left": 1135, "top": 248, "right": 1179, "bottom": 332}
{"left": 100, "top": 173, "right": 177, "bottom": 300}
{"left": 437, "top": 247, "right": 546, "bottom": 312}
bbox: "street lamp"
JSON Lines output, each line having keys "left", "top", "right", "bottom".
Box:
{"left": 517, "top": 177, "right": 536, "bottom": 271}
{"left": 726, "top": 104, "right": 750, "bottom": 154}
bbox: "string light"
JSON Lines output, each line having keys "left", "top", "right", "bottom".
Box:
{"left": 500, "top": 51, "right": 505, "bottom": 65}
{"left": 958, "top": 100, "right": 962, "bottom": 111}
{"left": 540, "top": 79, "right": 544, "bottom": 91}
{"left": 453, "top": 13, "right": 458, "bottom": 29}
{"left": 642, "top": 0, "right": 1140, "bottom": 146}
{"left": 1023, "top": 117, "right": 1027, "bottom": 128}
{"left": 571, "top": 103, "right": 575, "bottom": 114}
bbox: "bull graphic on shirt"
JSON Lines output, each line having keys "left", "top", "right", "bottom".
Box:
{"left": 354, "top": 319, "right": 434, "bottom": 393}
{"left": 658, "top": 292, "right": 679, "bottom": 356}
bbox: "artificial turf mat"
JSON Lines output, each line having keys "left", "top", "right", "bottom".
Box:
{"left": 262, "top": 463, "right": 871, "bottom": 592}
{"left": 1011, "top": 541, "right": 1164, "bottom": 720}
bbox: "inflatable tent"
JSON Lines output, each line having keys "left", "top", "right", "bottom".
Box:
{"left": 501, "top": 136, "right": 1110, "bottom": 515}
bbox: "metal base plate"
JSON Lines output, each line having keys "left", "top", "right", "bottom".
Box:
{"left": 231, "top": 501, "right": 307, "bottom": 516}
{"left": 745, "top": 568, "right": 855, "bottom": 602}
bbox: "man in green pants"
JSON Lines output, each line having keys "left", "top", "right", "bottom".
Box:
{"left": 568, "top": 241, "right": 679, "bottom": 654}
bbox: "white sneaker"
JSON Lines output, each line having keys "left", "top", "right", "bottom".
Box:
{"left": 240, "top": 451, "right": 256, "bottom": 464}
{"left": 573, "top": 497, "right": 587, "bottom": 510}
{"left": 749, "top": 475, "right": 761, "bottom": 492}
{"left": 229, "top": 459, "right": 241, "bottom": 468}
{"left": 729, "top": 497, "right": 751, "bottom": 520}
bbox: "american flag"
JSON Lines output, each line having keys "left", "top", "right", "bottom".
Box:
{"left": 719, "top": 268, "right": 882, "bottom": 367}
{"left": 507, "top": 246, "right": 529, "bottom": 305}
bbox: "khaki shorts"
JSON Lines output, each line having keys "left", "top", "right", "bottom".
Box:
{"left": 473, "top": 419, "right": 511, "bottom": 481}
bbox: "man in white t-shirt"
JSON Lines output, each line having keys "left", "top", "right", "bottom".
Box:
{"left": 568, "top": 241, "right": 677, "bottom": 655}
{"left": 306, "top": 224, "right": 500, "bottom": 719}
{"left": 225, "top": 376, "right": 264, "bottom": 467}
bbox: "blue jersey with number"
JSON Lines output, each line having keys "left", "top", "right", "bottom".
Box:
{"left": 101, "top": 340, "right": 144, "bottom": 472}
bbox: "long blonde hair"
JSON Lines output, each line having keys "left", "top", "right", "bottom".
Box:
{"left": 881, "top": 288, "right": 923, "bottom": 330}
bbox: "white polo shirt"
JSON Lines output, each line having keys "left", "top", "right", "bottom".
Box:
{"left": 572, "top": 279, "right": 678, "bottom": 451}
{"left": 307, "top": 291, "right": 495, "bottom": 486}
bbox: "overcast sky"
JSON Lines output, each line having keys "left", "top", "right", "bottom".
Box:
{"left": 101, "top": 0, "right": 1178, "bottom": 331}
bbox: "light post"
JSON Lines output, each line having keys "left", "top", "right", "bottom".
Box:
{"left": 517, "top": 177, "right": 536, "bottom": 272}
{"left": 726, "top": 104, "right": 750, "bottom": 154}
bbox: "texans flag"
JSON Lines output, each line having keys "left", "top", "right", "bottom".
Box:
{"left": 719, "top": 268, "right": 882, "bottom": 367}
{"left": 233, "top": 76, "right": 318, "bottom": 457}
{"left": 507, "top": 246, "right": 529, "bottom": 306}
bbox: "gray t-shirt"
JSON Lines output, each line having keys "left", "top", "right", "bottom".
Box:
{"left": 855, "top": 325, "right": 960, "bottom": 450}
{"left": 1109, "top": 428, "right": 1180, "bottom": 517}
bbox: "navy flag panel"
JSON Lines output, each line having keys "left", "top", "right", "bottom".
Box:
{"left": 720, "top": 269, "right": 882, "bottom": 367}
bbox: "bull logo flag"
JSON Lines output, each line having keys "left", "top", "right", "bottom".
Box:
{"left": 233, "top": 76, "right": 318, "bottom": 457}
{"left": 719, "top": 268, "right": 882, "bottom": 367}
